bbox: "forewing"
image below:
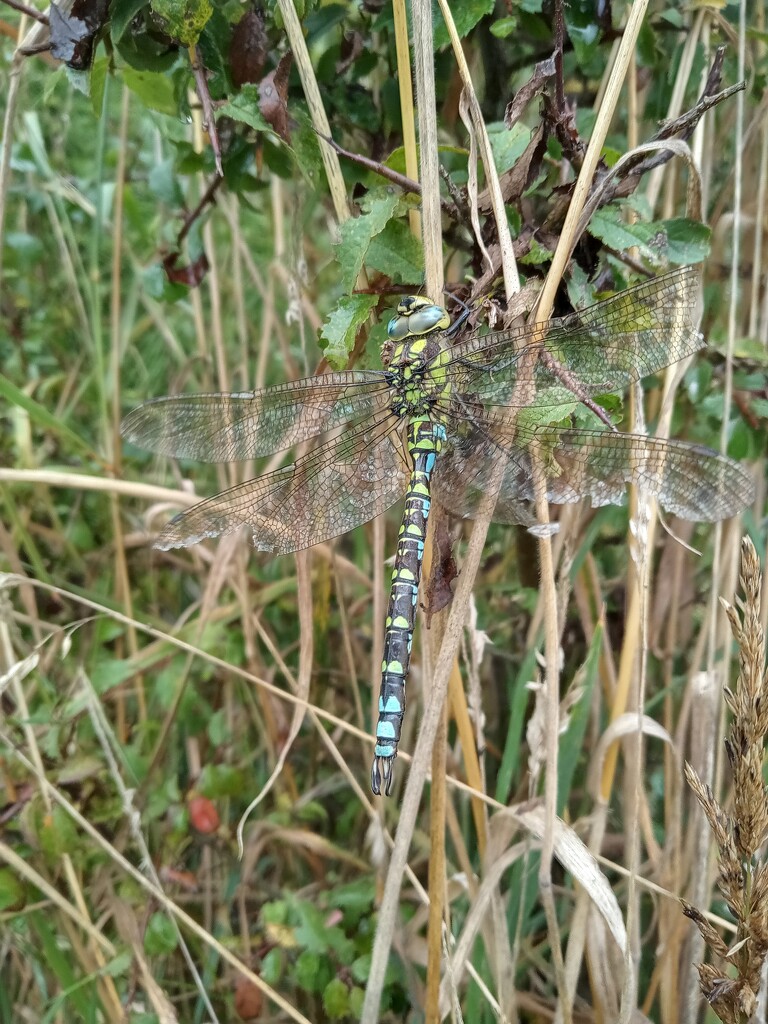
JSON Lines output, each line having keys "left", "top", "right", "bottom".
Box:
{"left": 121, "top": 371, "right": 391, "bottom": 462}
{"left": 155, "top": 415, "right": 409, "bottom": 553}
{"left": 433, "top": 414, "right": 755, "bottom": 524}
{"left": 441, "top": 265, "right": 703, "bottom": 408}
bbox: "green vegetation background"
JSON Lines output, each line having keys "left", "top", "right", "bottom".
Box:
{"left": 0, "top": 1, "right": 766, "bottom": 1022}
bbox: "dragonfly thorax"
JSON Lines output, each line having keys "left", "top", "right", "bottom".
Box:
{"left": 384, "top": 296, "right": 452, "bottom": 418}
{"left": 388, "top": 335, "right": 451, "bottom": 418}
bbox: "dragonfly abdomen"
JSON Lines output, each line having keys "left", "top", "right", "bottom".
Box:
{"left": 371, "top": 418, "right": 446, "bottom": 796}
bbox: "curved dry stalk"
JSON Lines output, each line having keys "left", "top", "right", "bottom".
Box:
{"left": 436, "top": 0, "right": 519, "bottom": 300}
{"left": 274, "top": 0, "right": 348, "bottom": 226}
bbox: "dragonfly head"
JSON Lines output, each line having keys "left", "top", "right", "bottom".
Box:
{"left": 388, "top": 296, "right": 450, "bottom": 341}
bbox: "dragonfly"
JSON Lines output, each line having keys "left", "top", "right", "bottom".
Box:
{"left": 121, "top": 265, "right": 755, "bottom": 795}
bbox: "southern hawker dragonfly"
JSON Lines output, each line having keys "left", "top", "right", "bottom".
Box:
{"left": 121, "top": 265, "right": 754, "bottom": 794}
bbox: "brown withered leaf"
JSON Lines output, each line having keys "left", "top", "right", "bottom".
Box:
{"left": 336, "top": 29, "right": 363, "bottom": 75}
{"left": 504, "top": 54, "right": 556, "bottom": 129}
{"left": 230, "top": 8, "right": 268, "bottom": 89}
{"left": 234, "top": 975, "right": 263, "bottom": 1020}
{"left": 477, "top": 122, "right": 548, "bottom": 214}
{"left": 423, "top": 515, "right": 458, "bottom": 628}
{"left": 542, "top": 92, "right": 586, "bottom": 168}
{"left": 49, "top": 0, "right": 110, "bottom": 70}
{"left": 163, "top": 250, "right": 210, "bottom": 287}
{"left": 259, "top": 52, "right": 292, "bottom": 144}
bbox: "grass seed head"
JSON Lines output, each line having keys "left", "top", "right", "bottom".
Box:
{"left": 685, "top": 538, "right": 768, "bottom": 1023}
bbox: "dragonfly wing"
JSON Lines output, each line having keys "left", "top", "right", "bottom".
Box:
{"left": 121, "top": 372, "right": 391, "bottom": 462}
{"left": 442, "top": 265, "right": 703, "bottom": 408}
{"left": 155, "top": 415, "right": 409, "bottom": 552}
{"left": 434, "top": 416, "right": 755, "bottom": 523}
{"left": 431, "top": 422, "right": 534, "bottom": 525}
{"left": 519, "top": 427, "right": 754, "bottom": 521}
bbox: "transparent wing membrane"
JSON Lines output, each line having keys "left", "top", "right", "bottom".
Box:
{"left": 122, "top": 266, "right": 753, "bottom": 546}
{"left": 121, "top": 372, "right": 391, "bottom": 462}
{"left": 433, "top": 413, "right": 754, "bottom": 524}
{"left": 155, "top": 415, "right": 407, "bottom": 553}
{"left": 441, "top": 265, "right": 704, "bottom": 409}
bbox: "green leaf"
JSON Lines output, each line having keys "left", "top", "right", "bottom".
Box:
{"left": 90, "top": 56, "right": 108, "bottom": 116}
{"left": 319, "top": 294, "right": 378, "bottom": 369}
{"left": 731, "top": 338, "right": 768, "bottom": 364}
{"left": 487, "top": 121, "right": 531, "bottom": 174}
{"left": 660, "top": 218, "right": 711, "bottom": 265}
{"left": 219, "top": 85, "right": 273, "bottom": 134}
{"left": 122, "top": 68, "right": 178, "bottom": 116}
{"left": 350, "top": 956, "right": 370, "bottom": 984}
{"left": 207, "top": 707, "right": 229, "bottom": 746}
{"left": 490, "top": 15, "right": 518, "bottom": 38}
{"left": 366, "top": 220, "right": 423, "bottom": 284}
{"left": 150, "top": 0, "right": 213, "bottom": 45}
{"left": 145, "top": 776, "right": 181, "bottom": 822}
{"left": 589, "top": 207, "right": 711, "bottom": 268}
{"left": 103, "top": 952, "right": 134, "bottom": 977}
{"left": 91, "top": 658, "right": 141, "bottom": 695}
{"left": 330, "top": 879, "right": 375, "bottom": 918}
{"left": 0, "top": 868, "right": 25, "bottom": 911}
{"left": 588, "top": 208, "right": 659, "bottom": 259}
{"left": 728, "top": 417, "right": 751, "bottom": 460}
{"left": 197, "top": 4, "right": 232, "bottom": 84}
{"left": 142, "top": 262, "right": 188, "bottom": 301}
{"left": 262, "top": 899, "right": 289, "bottom": 925}
{"left": 144, "top": 912, "right": 178, "bottom": 955}
{"left": 660, "top": 6, "right": 685, "bottom": 29}
{"left": 291, "top": 112, "right": 324, "bottom": 187}
{"left": 295, "top": 951, "right": 323, "bottom": 992}
{"left": 323, "top": 978, "right": 349, "bottom": 1018}
{"left": 563, "top": 0, "right": 603, "bottom": 67}
{"left": 294, "top": 902, "right": 331, "bottom": 954}
{"left": 111, "top": 0, "right": 150, "bottom": 42}
{"left": 39, "top": 806, "right": 80, "bottom": 862}
{"left": 349, "top": 987, "right": 365, "bottom": 1016}
{"left": 433, "top": 0, "right": 495, "bottom": 48}
{"left": 3, "top": 231, "right": 44, "bottom": 266}
{"left": 519, "top": 236, "right": 554, "bottom": 266}
{"left": 148, "top": 158, "right": 184, "bottom": 205}
{"left": 295, "top": 800, "right": 329, "bottom": 829}
{"left": 515, "top": 388, "right": 576, "bottom": 432}
{"left": 261, "top": 948, "right": 285, "bottom": 986}
{"left": 198, "top": 763, "right": 247, "bottom": 798}
{"left": 114, "top": 24, "right": 181, "bottom": 73}
{"left": 336, "top": 190, "right": 400, "bottom": 293}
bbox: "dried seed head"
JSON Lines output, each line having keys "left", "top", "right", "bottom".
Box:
{"left": 681, "top": 901, "right": 731, "bottom": 959}
{"left": 685, "top": 538, "right": 768, "bottom": 1023}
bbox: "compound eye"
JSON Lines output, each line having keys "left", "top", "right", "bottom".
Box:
{"left": 407, "top": 304, "right": 450, "bottom": 336}
{"left": 387, "top": 314, "right": 411, "bottom": 341}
